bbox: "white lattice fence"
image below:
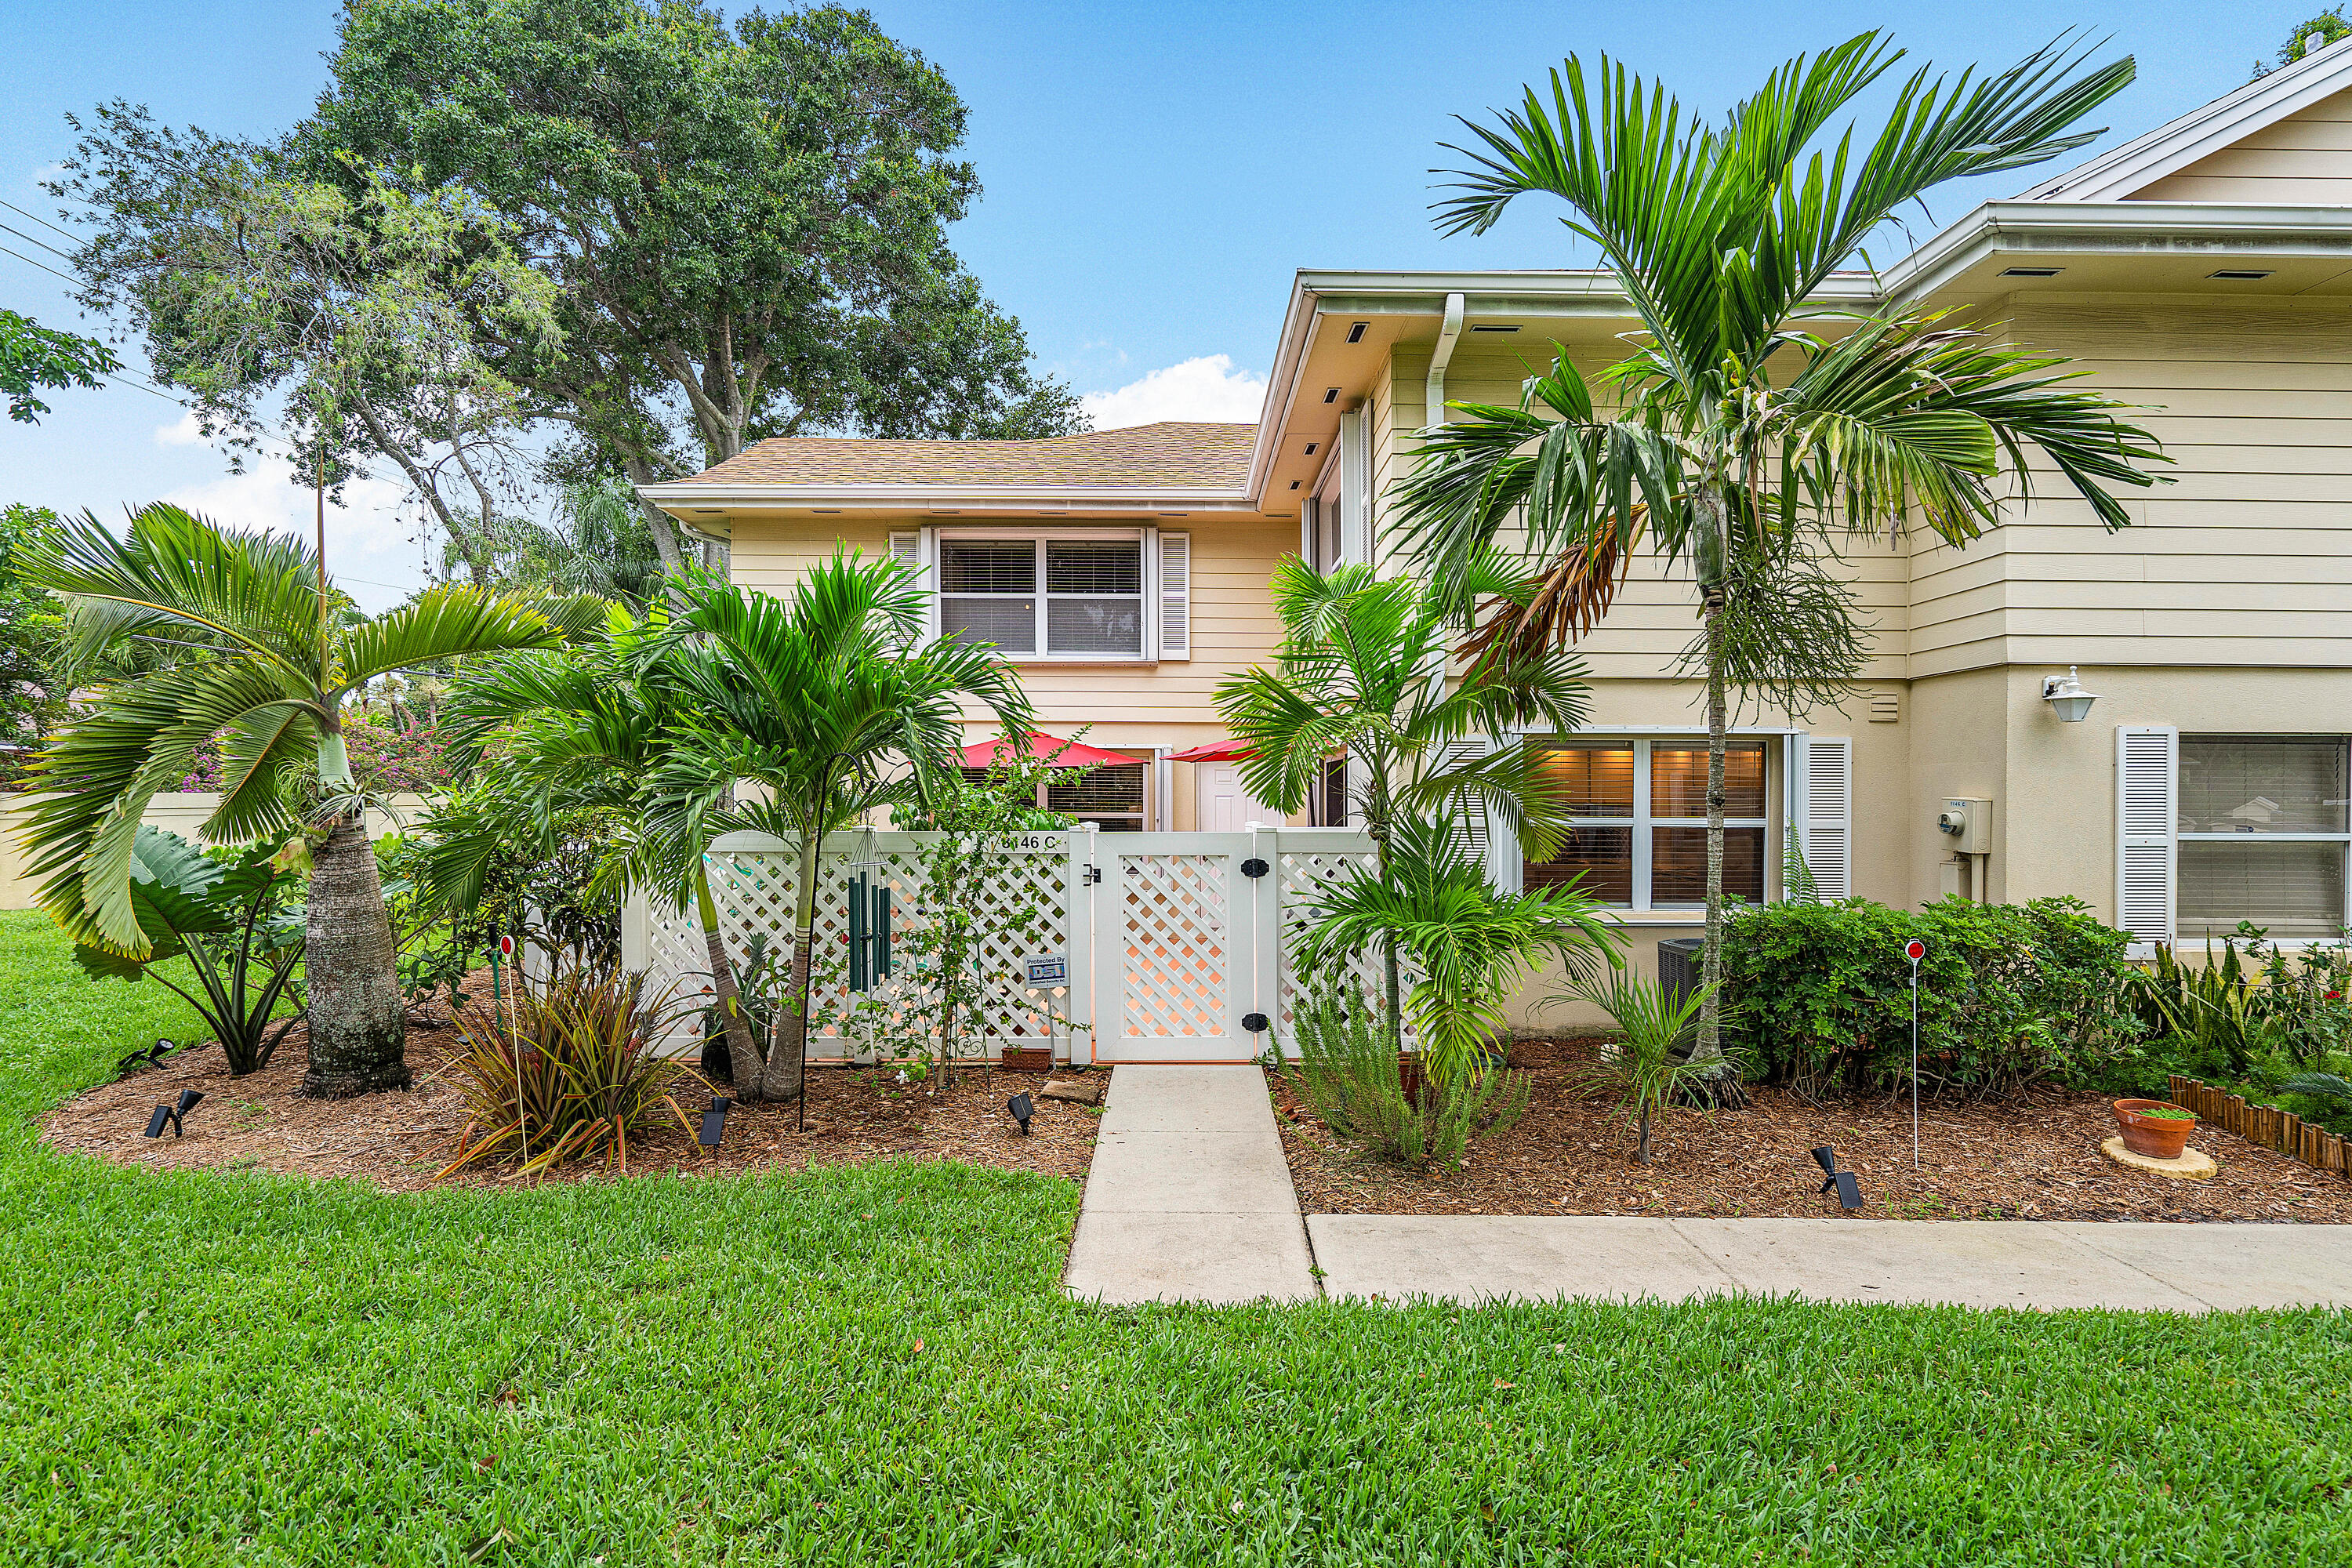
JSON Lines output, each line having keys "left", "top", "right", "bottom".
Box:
{"left": 1272, "top": 830, "right": 1411, "bottom": 1043}
{"left": 625, "top": 824, "right": 1421, "bottom": 1064}
{"left": 633, "top": 829, "right": 1075, "bottom": 1059}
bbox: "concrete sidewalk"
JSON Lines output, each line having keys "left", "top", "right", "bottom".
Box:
{"left": 1062, "top": 1066, "right": 2352, "bottom": 1312}
{"left": 1308, "top": 1214, "right": 2352, "bottom": 1312}
{"left": 1063, "top": 1065, "right": 1316, "bottom": 1305}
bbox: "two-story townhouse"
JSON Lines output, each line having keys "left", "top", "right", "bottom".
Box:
{"left": 641, "top": 41, "right": 2352, "bottom": 1018}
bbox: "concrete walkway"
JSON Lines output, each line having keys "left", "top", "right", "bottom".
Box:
{"left": 1062, "top": 1068, "right": 2352, "bottom": 1312}
{"left": 1063, "top": 1065, "right": 1316, "bottom": 1304}
{"left": 1309, "top": 1215, "right": 2352, "bottom": 1312}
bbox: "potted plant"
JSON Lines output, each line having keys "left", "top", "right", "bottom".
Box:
{"left": 2113, "top": 1098, "right": 2198, "bottom": 1160}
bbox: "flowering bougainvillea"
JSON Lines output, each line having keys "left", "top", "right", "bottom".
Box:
{"left": 174, "top": 712, "right": 454, "bottom": 794}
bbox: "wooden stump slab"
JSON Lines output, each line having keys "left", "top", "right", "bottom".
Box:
{"left": 2100, "top": 1137, "right": 2218, "bottom": 1180}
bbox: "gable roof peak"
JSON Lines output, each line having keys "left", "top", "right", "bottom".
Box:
{"left": 2021, "top": 34, "right": 2352, "bottom": 204}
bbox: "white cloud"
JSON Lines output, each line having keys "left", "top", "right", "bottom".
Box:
{"left": 161, "top": 456, "right": 423, "bottom": 614}
{"left": 1080, "top": 354, "right": 1266, "bottom": 428}
{"left": 154, "top": 410, "right": 204, "bottom": 446}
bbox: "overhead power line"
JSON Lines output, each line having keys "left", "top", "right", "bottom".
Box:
{"left": 0, "top": 220, "right": 75, "bottom": 263}
{"left": 0, "top": 241, "right": 82, "bottom": 289}
{"left": 0, "top": 197, "right": 79, "bottom": 244}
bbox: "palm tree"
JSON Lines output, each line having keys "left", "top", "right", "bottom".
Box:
{"left": 650, "top": 554, "right": 1032, "bottom": 1105}
{"left": 426, "top": 602, "right": 766, "bottom": 1083}
{"left": 1298, "top": 814, "right": 1618, "bottom": 1086}
{"left": 1391, "top": 34, "right": 2167, "bottom": 1080}
{"left": 1218, "top": 556, "right": 1592, "bottom": 1049}
{"left": 19, "top": 503, "right": 596, "bottom": 1094}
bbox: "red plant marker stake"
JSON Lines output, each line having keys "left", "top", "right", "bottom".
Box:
{"left": 1906, "top": 938, "right": 1926, "bottom": 1171}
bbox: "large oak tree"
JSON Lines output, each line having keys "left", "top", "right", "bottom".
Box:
{"left": 308, "top": 0, "right": 1083, "bottom": 570}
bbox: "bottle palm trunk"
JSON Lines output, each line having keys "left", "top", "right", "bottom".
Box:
{"left": 299, "top": 813, "right": 409, "bottom": 1096}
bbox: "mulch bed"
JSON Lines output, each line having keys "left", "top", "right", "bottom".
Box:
{"left": 38, "top": 970, "right": 1101, "bottom": 1194}
{"left": 1271, "top": 1036, "right": 2352, "bottom": 1224}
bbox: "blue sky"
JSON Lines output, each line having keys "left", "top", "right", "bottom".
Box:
{"left": 0, "top": 0, "right": 2314, "bottom": 607}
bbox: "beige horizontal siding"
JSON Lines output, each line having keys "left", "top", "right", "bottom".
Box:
{"left": 2129, "top": 86, "right": 2352, "bottom": 201}
{"left": 727, "top": 513, "right": 1290, "bottom": 749}
{"left": 1904, "top": 300, "right": 2352, "bottom": 672}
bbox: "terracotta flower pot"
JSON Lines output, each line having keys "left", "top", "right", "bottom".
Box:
{"left": 2113, "top": 1098, "right": 2197, "bottom": 1160}
{"left": 1000, "top": 1045, "right": 1054, "bottom": 1074}
{"left": 1396, "top": 1053, "right": 1424, "bottom": 1109}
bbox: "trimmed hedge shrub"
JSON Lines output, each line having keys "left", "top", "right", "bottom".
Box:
{"left": 1719, "top": 895, "right": 2143, "bottom": 1098}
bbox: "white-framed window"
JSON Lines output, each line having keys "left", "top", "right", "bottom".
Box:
{"left": 960, "top": 760, "right": 1147, "bottom": 830}
{"left": 1523, "top": 738, "right": 1770, "bottom": 908}
{"left": 2176, "top": 734, "right": 2350, "bottom": 942}
{"left": 899, "top": 526, "right": 1187, "bottom": 662}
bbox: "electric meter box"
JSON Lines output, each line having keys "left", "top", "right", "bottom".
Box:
{"left": 1939, "top": 797, "right": 1993, "bottom": 855}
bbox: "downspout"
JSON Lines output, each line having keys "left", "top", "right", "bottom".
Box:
{"left": 1425, "top": 292, "right": 1465, "bottom": 432}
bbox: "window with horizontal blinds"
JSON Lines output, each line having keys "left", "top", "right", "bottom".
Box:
{"left": 2176, "top": 734, "right": 2349, "bottom": 941}
{"left": 935, "top": 535, "right": 1143, "bottom": 659}
{"left": 1525, "top": 739, "right": 1768, "bottom": 906}
{"left": 1047, "top": 763, "right": 1145, "bottom": 829}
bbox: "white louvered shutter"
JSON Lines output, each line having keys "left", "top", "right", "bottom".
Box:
{"left": 2115, "top": 726, "right": 2178, "bottom": 950}
{"left": 1336, "top": 409, "right": 1365, "bottom": 568}
{"left": 1158, "top": 531, "right": 1190, "bottom": 659}
{"left": 1800, "top": 736, "right": 1853, "bottom": 900}
{"left": 1439, "top": 736, "right": 1496, "bottom": 884}
{"left": 887, "top": 529, "right": 937, "bottom": 641}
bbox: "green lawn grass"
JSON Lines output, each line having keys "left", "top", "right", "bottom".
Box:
{"left": 2, "top": 909, "right": 2349, "bottom": 1566}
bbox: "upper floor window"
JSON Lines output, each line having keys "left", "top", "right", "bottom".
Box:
{"left": 939, "top": 538, "right": 1142, "bottom": 658}
{"left": 2178, "top": 735, "right": 2350, "bottom": 941}
{"left": 1524, "top": 739, "right": 1768, "bottom": 908}
{"left": 899, "top": 525, "right": 1188, "bottom": 662}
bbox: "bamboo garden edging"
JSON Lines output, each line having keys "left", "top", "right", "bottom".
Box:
{"left": 2169, "top": 1075, "right": 2350, "bottom": 1179}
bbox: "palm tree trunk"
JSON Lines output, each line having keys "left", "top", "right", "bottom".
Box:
{"left": 695, "top": 862, "right": 761, "bottom": 1097}
{"left": 1687, "top": 590, "right": 1745, "bottom": 1109}
{"left": 1637, "top": 1104, "right": 1653, "bottom": 1165}
{"left": 759, "top": 829, "right": 821, "bottom": 1104}
{"left": 300, "top": 811, "right": 409, "bottom": 1097}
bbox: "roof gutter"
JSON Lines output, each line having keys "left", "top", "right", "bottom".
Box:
{"left": 1880, "top": 199, "right": 2352, "bottom": 304}
{"left": 1425, "top": 292, "right": 1464, "bottom": 433}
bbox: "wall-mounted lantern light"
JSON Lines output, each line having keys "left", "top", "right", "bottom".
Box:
{"left": 2041, "top": 666, "right": 2098, "bottom": 723}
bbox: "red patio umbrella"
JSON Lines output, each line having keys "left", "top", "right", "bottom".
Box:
{"left": 957, "top": 731, "right": 1138, "bottom": 769}
{"left": 1164, "top": 739, "right": 1257, "bottom": 764}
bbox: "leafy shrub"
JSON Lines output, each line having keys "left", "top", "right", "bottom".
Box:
{"left": 1277, "top": 983, "right": 1530, "bottom": 1167}
{"left": 436, "top": 962, "right": 700, "bottom": 1178}
{"left": 1719, "top": 895, "right": 2143, "bottom": 1098}
{"left": 72, "top": 826, "right": 305, "bottom": 1075}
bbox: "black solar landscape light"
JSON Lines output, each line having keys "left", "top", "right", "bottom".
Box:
{"left": 699, "top": 1096, "right": 731, "bottom": 1152}
{"left": 1007, "top": 1093, "right": 1034, "bottom": 1135}
{"left": 143, "top": 1089, "right": 205, "bottom": 1139}
{"left": 1812, "top": 1145, "right": 1863, "bottom": 1210}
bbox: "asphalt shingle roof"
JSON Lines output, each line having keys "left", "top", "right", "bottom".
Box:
{"left": 685, "top": 422, "right": 1258, "bottom": 490}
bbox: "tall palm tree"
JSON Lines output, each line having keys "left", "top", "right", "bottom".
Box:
{"left": 1218, "top": 557, "right": 1592, "bottom": 1047}
{"left": 651, "top": 554, "right": 1032, "bottom": 1105}
{"left": 19, "top": 503, "right": 596, "bottom": 1094}
{"left": 1391, "top": 34, "right": 2167, "bottom": 1079}
{"left": 426, "top": 602, "right": 765, "bottom": 1081}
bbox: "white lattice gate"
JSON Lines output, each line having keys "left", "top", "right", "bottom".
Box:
{"left": 622, "top": 825, "right": 1378, "bottom": 1065}
{"left": 1090, "top": 832, "right": 1257, "bottom": 1063}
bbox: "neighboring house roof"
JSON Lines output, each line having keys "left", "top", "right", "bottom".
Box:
{"left": 2020, "top": 34, "right": 2352, "bottom": 203}
{"left": 684, "top": 422, "right": 1256, "bottom": 491}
